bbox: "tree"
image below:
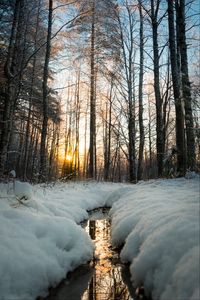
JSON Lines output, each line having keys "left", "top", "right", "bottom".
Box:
{"left": 150, "top": 0, "right": 165, "bottom": 177}
{"left": 0, "top": 0, "right": 26, "bottom": 177}
{"left": 0, "top": 0, "right": 198, "bottom": 183}
{"left": 176, "top": 0, "right": 196, "bottom": 170}
{"left": 88, "top": 0, "right": 96, "bottom": 179}
{"left": 39, "top": 0, "right": 53, "bottom": 181}
{"left": 137, "top": 1, "right": 145, "bottom": 181}
{"left": 103, "top": 75, "right": 114, "bottom": 181}
{"left": 167, "top": 0, "right": 186, "bottom": 175}
{"left": 23, "top": 0, "right": 42, "bottom": 180}
{"left": 116, "top": 1, "right": 137, "bottom": 182}
{"left": 76, "top": 0, "right": 120, "bottom": 179}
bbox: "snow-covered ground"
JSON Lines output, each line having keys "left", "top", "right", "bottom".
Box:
{"left": 109, "top": 176, "right": 200, "bottom": 300}
{"left": 0, "top": 176, "right": 199, "bottom": 300}
{"left": 0, "top": 181, "right": 118, "bottom": 300}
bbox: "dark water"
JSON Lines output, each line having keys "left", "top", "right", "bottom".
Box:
{"left": 42, "top": 209, "right": 144, "bottom": 300}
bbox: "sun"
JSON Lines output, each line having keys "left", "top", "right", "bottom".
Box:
{"left": 66, "top": 155, "right": 72, "bottom": 161}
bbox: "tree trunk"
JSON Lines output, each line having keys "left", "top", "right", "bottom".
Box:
{"left": 137, "top": 2, "right": 145, "bottom": 181}
{"left": 75, "top": 70, "right": 81, "bottom": 178}
{"left": 48, "top": 123, "right": 57, "bottom": 180}
{"left": 176, "top": 0, "right": 195, "bottom": 170}
{"left": 31, "top": 125, "right": 39, "bottom": 182}
{"left": 167, "top": 0, "right": 186, "bottom": 175}
{"left": 23, "top": 0, "right": 41, "bottom": 180}
{"left": 151, "top": 0, "right": 164, "bottom": 177}
{"left": 40, "top": 0, "right": 53, "bottom": 181}
{"left": 117, "top": 4, "right": 136, "bottom": 183}
{"left": 148, "top": 95, "right": 153, "bottom": 178}
{"left": 128, "top": 98, "right": 136, "bottom": 183}
{"left": 83, "top": 93, "right": 89, "bottom": 178}
{"left": 88, "top": 0, "right": 96, "bottom": 179}
{"left": 104, "top": 78, "right": 113, "bottom": 181}
{"left": 0, "top": 0, "right": 22, "bottom": 177}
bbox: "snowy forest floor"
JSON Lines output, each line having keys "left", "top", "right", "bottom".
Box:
{"left": 0, "top": 175, "right": 199, "bottom": 300}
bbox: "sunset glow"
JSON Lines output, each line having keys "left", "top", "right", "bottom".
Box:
{"left": 66, "top": 155, "right": 72, "bottom": 161}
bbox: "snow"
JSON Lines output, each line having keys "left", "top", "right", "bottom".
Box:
{"left": 0, "top": 181, "right": 113, "bottom": 300}
{"left": 109, "top": 177, "right": 200, "bottom": 300}
{"left": 14, "top": 181, "right": 33, "bottom": 200}
{"left": 0, "top": 177, "right": 199, "bottom": 300}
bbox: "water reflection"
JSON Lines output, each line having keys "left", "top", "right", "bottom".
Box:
{"left": 43, "top": 265, "right": 93, "bottom": 300}
{"left": 82, "top": 216, "right": 134, "bottom": 300}
{"left": 42, "top": 209, "right": 146, "bottom": 300}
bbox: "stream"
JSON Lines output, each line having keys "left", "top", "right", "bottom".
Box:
{"left": 43, "top": 208, "right": 144, "bottom": 300}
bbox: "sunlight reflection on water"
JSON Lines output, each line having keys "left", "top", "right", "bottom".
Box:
{"left": 43, "top": 209, "right": 140, "bottom": 300}
{"left": 81, "top": 211, "right": 134, "bottom": 300}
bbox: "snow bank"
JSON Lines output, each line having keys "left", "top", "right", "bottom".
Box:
{"left": 109, "top": 177, "right": 200, "bottom": 300}
{"left": 0, "top": 181, "right": 116, "bottom": 300}
{"left": 0, "top": 211, "right": 93, "bottom": 300}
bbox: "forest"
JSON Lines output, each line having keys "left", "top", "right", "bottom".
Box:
{"left": 0, "top": 0, "right": 199, "bottom": 183}
{"left": 0, "top": 2, "right": 199, "bottom": 299}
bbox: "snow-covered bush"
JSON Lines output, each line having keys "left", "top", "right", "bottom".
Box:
{"left": 14, "top": 181, "right": 33, "bottom": 200}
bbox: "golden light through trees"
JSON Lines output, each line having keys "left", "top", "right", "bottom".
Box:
{"left": 0, "top": 0, "right": 199, "bottom": 182}
{"left": 66, "top": 155, "right": 72, "bottom": 161}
